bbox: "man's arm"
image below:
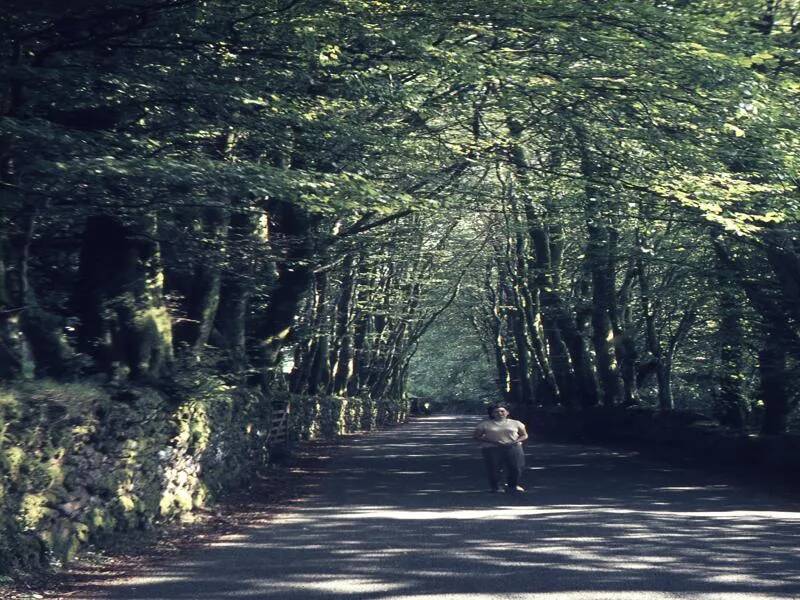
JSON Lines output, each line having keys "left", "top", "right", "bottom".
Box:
{"left": 516, "top": 422, "right": 529, "bottom": 444}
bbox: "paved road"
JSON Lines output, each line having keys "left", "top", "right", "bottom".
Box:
{"left": 86, "top": 415, "right": 800, "bottom": 599}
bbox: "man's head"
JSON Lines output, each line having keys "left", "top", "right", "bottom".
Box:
{"left": 487, "top": 403, "right": 509, "bottom": 420}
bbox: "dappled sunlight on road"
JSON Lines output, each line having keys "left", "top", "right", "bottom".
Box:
{"left": 88, "top": 416, "right": 800, "bottom": 600}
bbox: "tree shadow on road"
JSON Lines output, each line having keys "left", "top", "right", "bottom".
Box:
{"left": 76, "top": 415, "right": 800, "bottom": 600}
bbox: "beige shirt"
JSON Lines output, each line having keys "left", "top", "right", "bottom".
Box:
{"left": 474, "top": 418, "right": 525, "bottom": 448}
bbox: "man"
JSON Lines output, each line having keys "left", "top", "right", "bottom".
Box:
{"left": 472, "top": 403, "right": 528, "bottom": 493}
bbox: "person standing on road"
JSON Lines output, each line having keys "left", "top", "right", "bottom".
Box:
{"left": 473, "top": 404, "right": 529, "bottom": 493}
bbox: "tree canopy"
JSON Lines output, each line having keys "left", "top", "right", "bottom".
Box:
{"left": 2, "top": 0, "right": 799, "bottom": 433}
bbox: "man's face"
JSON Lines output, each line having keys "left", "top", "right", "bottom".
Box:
{"left": 491, "top": 407, "right": 508, "bottom": 420}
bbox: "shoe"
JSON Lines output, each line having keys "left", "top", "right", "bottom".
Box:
{"left": 506, "top": 485, "right": 525, "bottom": 493}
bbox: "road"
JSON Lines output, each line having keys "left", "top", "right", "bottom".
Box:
{"left": 82, "top": 415, "right": 800, "bottom": 599}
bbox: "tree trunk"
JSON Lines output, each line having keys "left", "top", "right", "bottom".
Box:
{"left": 347, "top": 260, "right": 374, "bottom": 397}
{"left": 331, "top": 253, "right": 358, "bottom": 396}
{"left": 585, "top": 204, "right": 623, "bottom": 406}
{"left": 485, "top": 266, "right": 514, "bottom": 404}
{"left": 251, "top": 200, "right": 317, "bottom": 378}
{"left": 763, "top": 228, "right": 800, "bottom": 343}
{"left": 579, "top": 132, "right": 624, "bottom": 407}
{"left": 290, "top": 269, "right": 328, "bottom": 394}
{"left": 714, "top": 275, "right": 746, "bottom": 428}
{"left": 305, "top": 270, "right": 331, "bottom": 395}
{"left": 636, "top": 234, "right": 672, "bottom": 410}
{"left": 610, "top": 231, "right": 639, "bottom": 406}
{"left": 167, "top": 207, "right": 229, "bottom": 358}
{"left": 497, "top": 256, "right": 534, "bottom": 405}
{"left": 214, "top": 210, "right": 259, "bottom": 373}
{"left": 1, "top": 111, "right": 72, "bottom": 378}
{"left": 75, "top": 215, "right": 173, "bottom": 380}
{"left": 524, "top": 206, "right": 581, "bottom": 407}
{"left": 759, "top": 328, "right": 789, "bottom": 435}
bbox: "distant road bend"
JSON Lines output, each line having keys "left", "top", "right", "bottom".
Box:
{"left": 85, "top": 415, "right": 800, "bottom": 600}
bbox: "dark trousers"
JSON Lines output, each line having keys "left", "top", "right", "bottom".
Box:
{"left": 481, "top": 444, "right": 525, "bottom": 490}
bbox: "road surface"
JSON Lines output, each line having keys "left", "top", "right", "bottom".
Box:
{"left": 82, "top": 415, "right": 800, "bottom": 599}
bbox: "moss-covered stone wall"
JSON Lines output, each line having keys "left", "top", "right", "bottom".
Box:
{"left": 288, "top": 395, "right": 409, "bottom": 441}
{"left": 0, "top": 379, "right": 408, "bottom": 575}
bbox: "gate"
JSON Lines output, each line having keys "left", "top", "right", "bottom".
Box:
{"left": 267, "top": 398, "right": 291, "bottom": 447}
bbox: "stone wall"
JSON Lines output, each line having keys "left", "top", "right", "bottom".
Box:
{"left": 0, "top": 378, "right": 409, "bottom": 574}
{"left": 518, "top": 406, "right": 800, "bottom": 476}
{"left": 289, "top": 395, "right": 409, "bottom": 441}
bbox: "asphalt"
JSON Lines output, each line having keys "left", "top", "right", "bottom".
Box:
{"left": 82, "top": 415, "right": 800, "bottom": 600}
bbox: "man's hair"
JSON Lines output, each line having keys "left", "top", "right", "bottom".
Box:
{"left": 486, "top": 403, "right": 509, "bottom": 418}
